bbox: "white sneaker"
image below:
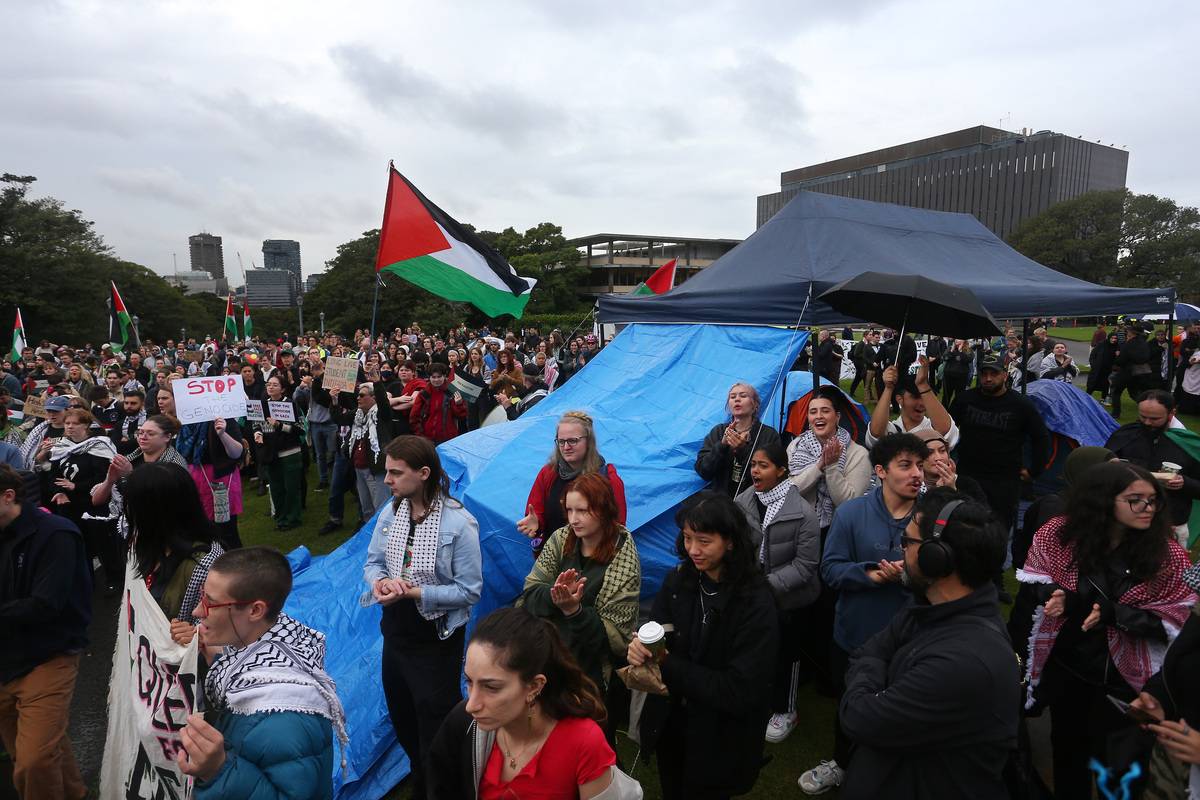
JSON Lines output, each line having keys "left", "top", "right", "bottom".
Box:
{"left": 798, "top": 760, "right": 844, "bottom": 795}
{"left": 765, "top": 711, "right": 798, "bottom": 743}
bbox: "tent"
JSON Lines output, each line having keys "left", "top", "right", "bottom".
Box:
{"left": 284, "top": 323, "right": 808, "bottom": 798}
{"left": 1022, "top": 380, "right": 1120, "bottom": 495}
{"left": 598, "top": 191, "right": 1174, "bottom": 326}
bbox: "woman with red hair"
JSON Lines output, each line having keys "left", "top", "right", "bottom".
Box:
{"left": 519, "top": 472, "right": 641, "bottom": 693}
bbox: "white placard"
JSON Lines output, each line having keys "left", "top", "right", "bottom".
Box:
{"left": 268, "top": 400, "right": 296, "bottom": 422}
{"left": 245, "top": 399, "right": 265, "bottom": 422}
{"left": 171, "top": 376, "right": 248, "bottom": 424}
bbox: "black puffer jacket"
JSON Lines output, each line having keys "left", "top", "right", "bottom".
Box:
{"left": 839, "top": 584, "right": 1020, "bottom": 800}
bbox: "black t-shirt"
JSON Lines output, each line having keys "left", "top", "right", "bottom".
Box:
{"left": 950, "top": 388, "right": 1050, "bottom": 480}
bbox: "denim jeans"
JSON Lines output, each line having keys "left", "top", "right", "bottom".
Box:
{"left": 308, "top": 420, "right": 338, "bottom": 484}
{"left": 355, "top": 467, "right": 390, "bottom": 520}
{"left": 327, "top": 449, "right": 355, "bottom": 522}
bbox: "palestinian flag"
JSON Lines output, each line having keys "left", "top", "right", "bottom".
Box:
{"left": 375, "top": 166, "right": 536, "bottom": 318}
{"left": 108, "top": 282, "right": 139, "bottom": 353}
{"left": 631, "top": 258, "right": 678, "bottom": 296}
{"left": 1164, "top": 427, "right": 1200, "bottom": 548}
{"left": 243, "top": 299, "right": 254, "bottom": 342}
{"left": 223, "top": 296, "right": 238, "bottom": 342}
{"left": 10, "top": 307, "right": 26, "bottom": 361}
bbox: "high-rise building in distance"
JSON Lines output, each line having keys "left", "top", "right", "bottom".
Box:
{"left": 189, "top": 233, "right": 226, "bottom": 282}
{"left": 756, "top": 125, "right": 1129, "bottom": 239}
{"left": 262, "top": 239, "right": 301, "bottom": 285}
{"left": 245, "top": 268, "right": 299, "bottom": 308}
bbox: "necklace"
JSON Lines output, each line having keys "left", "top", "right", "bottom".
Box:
{"left": 699, "top": 577, "right": 720, "bottom": 624}
{"left": 499, "top": 725, "right": 547, "bottom": 770}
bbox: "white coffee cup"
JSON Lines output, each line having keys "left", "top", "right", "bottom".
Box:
{"left": 1161, "top": 461, "right": 1183, "bottom": 475}
{"left": 638, "top": 621, "right": 666, "bottom": 656}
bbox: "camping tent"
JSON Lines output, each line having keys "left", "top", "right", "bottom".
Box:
{"left": 598, "top": 191, "right": 1174, "bottom": 326}
{"left": 1022, "top": 380, "right": 1120, "bottom": 495}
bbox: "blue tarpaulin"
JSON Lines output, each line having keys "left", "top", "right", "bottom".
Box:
{"left": 1025, "top": 381, "right": 1119, "bottom": 448}
{"left": 282, "top": 323, "right": 808, "bottom": 798}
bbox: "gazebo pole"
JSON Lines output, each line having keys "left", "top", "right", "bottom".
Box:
{"left": 1167, "top": 305, "right": 1177, "bottom": 388}
{"left": 1021, "top": 318, "right": 1030, "bottom": 396}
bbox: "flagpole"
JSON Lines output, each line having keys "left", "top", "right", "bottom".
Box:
{"left": 368, "top": 273, "right": 382, "bottom": 356}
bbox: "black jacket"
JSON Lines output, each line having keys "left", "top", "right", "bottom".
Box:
{"left": 1105, "top": 423, "right": 1200, "bottom": 525}
{"left": 695, "top": 419, "right": 781, "bottom": 498}
{"left": 950, "top": 388, "right": 1051, "bottom": 480}
{"left": 1143, "top": 610, "right": 1200, "bottom": 727}
{"left": 0, "top": 504, "right": 92, "bottom": 682}
{"left": 839, "top": 584, "right": 1020, "bottom": 800}
{"left": 644, "top": 565, "right": 778, "bottom": 797}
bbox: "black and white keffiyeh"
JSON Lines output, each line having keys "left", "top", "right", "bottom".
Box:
{"left": 50, "top": 434, "right": 117, "bottom": 464}
{"left": 385, "top": 497, "right": 442, "bottom": 621}
{"left": 347, "top": 403, "right": 380, "bottom": 459}
{"left": 205, "top": 613, "right": 348, "bottom": 757}
{"left": 788, "top": 427, "right": 850, "bottom": 527}
{"left": 755, "top": 481, "right": 792, "bottom": 530}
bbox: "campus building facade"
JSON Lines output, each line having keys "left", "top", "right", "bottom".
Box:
{"left": 569, "top": 233, "right": 742, "bottom": 295}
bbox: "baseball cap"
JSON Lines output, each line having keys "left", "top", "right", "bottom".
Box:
{"left": 45, "top": 395, "right": 71, "bottom": 412}
{"left": 978, "top": 353, "right": 1004, "bottom": 372}
{"left": 913, "top": 427, "right": 947, "bottom": 446}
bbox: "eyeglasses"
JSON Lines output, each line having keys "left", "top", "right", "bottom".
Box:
{"left": 1122, "top": 496, "right": 1158, "bottom": 512}
{"left": 198, "top": 595, "right": 251, "bottom": 615}
{"left": 556, "top": 436, "right": 587, "bottom": 447}
{"left": 899, "top": 535, "right": 923, "bottom": 549}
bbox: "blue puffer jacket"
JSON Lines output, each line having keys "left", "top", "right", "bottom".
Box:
{"left": 197, "top": 709, "right": 333, "bottom": 800}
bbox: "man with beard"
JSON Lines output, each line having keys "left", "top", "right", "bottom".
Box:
{"left": 836, "top": 488, "right": 1018, "bottom": 800}
{"left": 949, "top": 353, "right": 1049, "bottom": 588}
{"left": 1105, "top": 389, "right": 1200, "bottom": 542}
{"left": 798, "top": 433, "right": 927, "bottom": 796}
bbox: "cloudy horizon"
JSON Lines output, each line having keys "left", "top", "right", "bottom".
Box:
{"left": 3, "top": 0, "right": 1196, "bottom": 284}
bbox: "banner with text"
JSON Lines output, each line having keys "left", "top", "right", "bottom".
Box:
{"left": 100, "top": 560, "right": 200, "bottom": 800}
{"left": 172, "top": 376, "right": 248, "bottom": 424}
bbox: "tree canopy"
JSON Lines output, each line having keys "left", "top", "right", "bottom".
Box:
{"left": 1008, "top": 188, "right": 1200, "bottom": 299}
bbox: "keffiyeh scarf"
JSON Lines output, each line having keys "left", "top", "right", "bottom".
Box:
{"left": 755, "top": 480, "right": 793, "bottom": 563}
{"left": 788, "top": 427, "right": 851, "bottom": 527}
{"left": 385, "top": 497, "right": 443, "bottom": 621}
{"left": 50, "top": 434, "right": 117, "bottom": 464}
{"left": 348, "top": 403, "right": 380, "bottom": 459}
{"left": 205, "top": 613, "right": 348, "bottom": 760}
{"left": 1017, "top": 516, "right": 1197, "bottom": 707}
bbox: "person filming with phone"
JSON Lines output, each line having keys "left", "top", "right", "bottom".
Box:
{"left": 1019, "top": 462, "right": 1197, "bottom": 799}
{"left": 836, "top": 487, "right": 1018, "bottom": 799}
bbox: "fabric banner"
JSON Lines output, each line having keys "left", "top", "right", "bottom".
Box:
{"left": 101, "top": 560, "right": 201, "bottom": 800}
{"left": 835, "top": 337, "right": 927, "bottom": 381}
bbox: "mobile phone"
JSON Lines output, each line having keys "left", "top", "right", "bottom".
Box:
{"left": 865, "top": 563, "right": 881, "bottom": 572}
{"left": 1107, "top": 694, "right": 1158, "bottom": 725}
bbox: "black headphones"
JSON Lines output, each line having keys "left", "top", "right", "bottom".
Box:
{"left": 917, "top": 499, "right": 964, "bottom": 579}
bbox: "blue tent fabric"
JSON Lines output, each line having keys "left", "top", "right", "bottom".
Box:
{"left": 598, "top": 191, "right": 1174, "bottom": 325}
{"left": 282, "top": 323, "right": 808, "bottom": 797}
{"left": 1025, "top": 381, "right": 1120, "bottom": 447}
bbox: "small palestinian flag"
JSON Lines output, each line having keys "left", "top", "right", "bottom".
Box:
{"left": 223, "top": 296, "right": 238, "bottom": 342}
{"left": 375, "top": 165, "right": 536, "bottom": 318}
{"left": 631, "top": 258, "right": 678, "bottom": 296}
{"left": 10, "top": 307, "right": 27, "bottom": 361}
{"left": 243, "top": 300, "right": 253, "bottom": 342}
{"left": 108, "top": 282, "right": 139, "bottom": 353}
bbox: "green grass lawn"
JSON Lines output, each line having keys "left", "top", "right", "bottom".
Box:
{"left": 238, "top": 390, "right": 1200, "bottom": 800}
{"left": 1047, "top": 326, "right": 1099, "bottom": 342}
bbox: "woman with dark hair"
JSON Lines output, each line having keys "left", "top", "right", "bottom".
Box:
{"left": 1019, "top": 461, "right": 1197, "bottom": 799}
{"left": 519, "top": 472, "right": 641, "bottom": 692}
{"left": 695, "top": 381, "right": 781, "bottom": 498}
{"left": 786, "top": 385, "right": 871, "bottom": 532}
{"left": 123, "top": 463, "right": 223, "bottom": 644}
{"left": 427, "top": 606, "right": 628, "bottom": 800}
{"left": 362, "top": 435, "right": 482, "bottom": 800}
{"left": 459, "top": 346, "right": 491, "bottom": 430}
{"left": 517, "top": 411, "right": 627, "bottom": 556}
{"left": 93, "top": 414, "right": 187, "bottom": 539}
{"left": 627, "top": 491, "right": 779, "bottom": 800}
{"left": 253, "top": 375, "right": 305, "bottom": 531}
{"left": 734, "top": 440, "right": 820, "bottom": 743}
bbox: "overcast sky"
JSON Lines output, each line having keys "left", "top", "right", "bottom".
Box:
{"left": 4, "top": 0, "right": 1197, "bottom": 283}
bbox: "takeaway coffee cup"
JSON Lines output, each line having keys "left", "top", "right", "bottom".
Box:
{"left": 638, "top": 621, "right": 666, "bottom": 657}
{"left": 1161, "top": 462, "right": 1183, "bottom": 475}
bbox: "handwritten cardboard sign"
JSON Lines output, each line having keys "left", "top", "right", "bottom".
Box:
{"left": 245, "top": 400, "right": 265, "bottom": 422}
{"left": 323, "top": 356, "right": 359, "bottom": 394}
{"left": 21, "top": 393, "right": 46, "bottom": 418}
{"left": 268, "top": 401, "right": 295, "bottom": 422}
{"left": 171, "top": 376, "right": 247, "bottom": 424}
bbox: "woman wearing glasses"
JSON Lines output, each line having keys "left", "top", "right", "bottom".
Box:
{"left": 94, "top": 414, "right": 188, "bottom": 539}
{"left": 1019, "top": 462, "right": 1197, "bottom": 799}
{"left": 516, "top": 411, "right": 626, "bottom": 557}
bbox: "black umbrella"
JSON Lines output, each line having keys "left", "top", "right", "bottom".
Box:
{"left": 817, "top": 272, "right": 1002, "bottom": 346}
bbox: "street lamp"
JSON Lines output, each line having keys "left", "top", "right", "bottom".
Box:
{"left": 131, "top": 314, "right": 140, "bottom": 343}
{"left": 319, "top": 312, "right": 325, "bottom": 336}
{"left": 180, "top": 327, "right": 186, "bottom": 343}
{"left": 297, "top": 294, "right": 305, "bottom": 335}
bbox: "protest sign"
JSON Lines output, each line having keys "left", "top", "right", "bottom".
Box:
{"left": 323, "top": 356, "right": 359, "bottom": 394}
{"left": 246, "top": 399, "right": 265, "bottom": 422}
{"left": 100, "top": 561, "right": 200, "bottom": 800}
{"left": 171, "top": 376, "right": 247, "bottom": 424}
{"left": 268, "top": 400, "right": 296, "bottom": 422}
{"left": 450, "top": 373, "right": 483, "bottom": 400}
{"left": 181, "top": 351, "right": 206, "bottom": 364}
{"left": 21, "top": 393, "right": 46, "bottom": 418}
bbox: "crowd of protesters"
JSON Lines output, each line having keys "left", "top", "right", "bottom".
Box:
{"left": 3, "top": 315, "right": 1200, "bottom": 800}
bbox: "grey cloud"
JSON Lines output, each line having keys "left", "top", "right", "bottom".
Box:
{"left": 721, "top": 51, "right": 807, "bottom": 138}
{"left": 198, "top": 91, "right": 364, "bottom": 159}
{"left": 95, "top": 166, "right": 198, "bottom": 209}
{"left": 330, "top": 44, "right": 566, "bottom": 147}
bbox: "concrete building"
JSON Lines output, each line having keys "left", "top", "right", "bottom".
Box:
{"left": 568, "top": 234, "right": 742, "bottom": 295}
{"left": 189, "top": 233, "right": 226, "bottom": 283}
{"left": 244, "top": 267, "right": 299, "bottom": 308}
{"left": 166, "top": 270, "right": 221, "bottom": 296}
{"left": 263, "top": 239, "right": 302, "bottom": 285}
{"left": 757, "top": 125, "right": 1130, "bottom": 239}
